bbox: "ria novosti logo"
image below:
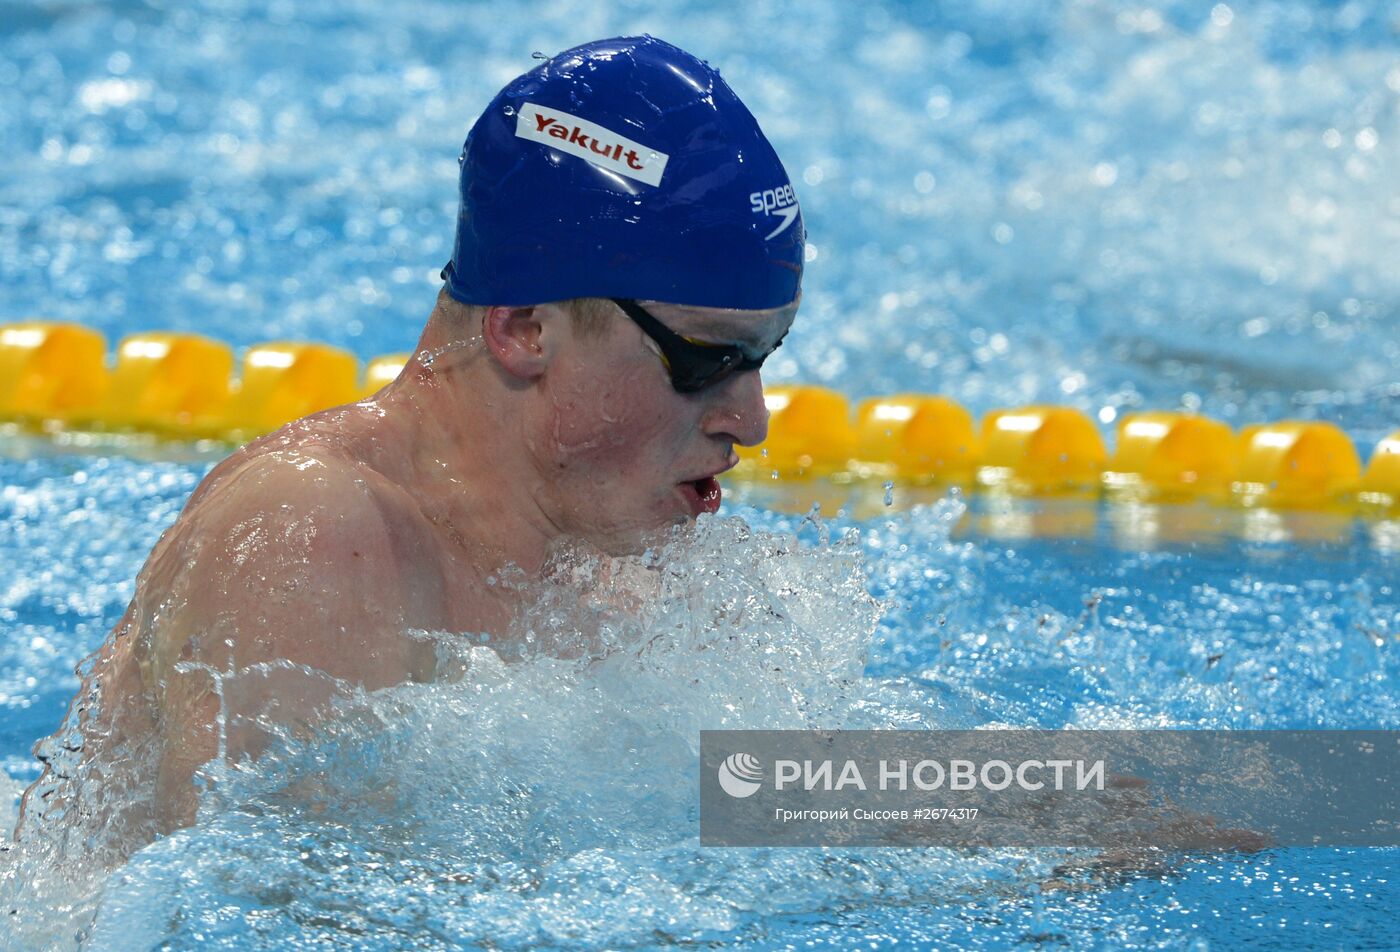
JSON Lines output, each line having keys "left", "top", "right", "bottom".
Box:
{"left": 515, "top": 102, "right": 669, "bottom": 187}
{"left": 717, "top": 752, "right": 1108, "bottom": 799}
{"left": 718, "top": 752, "right": 765, "bottom": 798}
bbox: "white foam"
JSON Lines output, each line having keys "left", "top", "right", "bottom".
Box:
{"left": 1, "top": 509, "right": 1061, "bottom": 949}
{"left": 0, "top": 773, "right": 24, "bottom": 846}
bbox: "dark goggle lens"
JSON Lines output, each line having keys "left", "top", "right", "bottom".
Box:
{"left": 612, "top": 298, "right": 780, "bottom": 393}
{"left": 666, "top": 345, "right": 752, "bottom": 393}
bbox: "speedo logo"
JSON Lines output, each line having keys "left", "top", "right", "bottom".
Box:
{"left": 750, "top": 184, "right": 800, "bottom": 240}
{"left": 515, "top": 102, "right": 669, "bottom": 187}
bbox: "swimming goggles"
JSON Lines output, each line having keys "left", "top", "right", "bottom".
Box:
{"left": 611, "top": 298, "right": 784, "bottom": 394}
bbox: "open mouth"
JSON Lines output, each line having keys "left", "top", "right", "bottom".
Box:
{"left": 678, "top": 476, "right": 723, "bottom": 516}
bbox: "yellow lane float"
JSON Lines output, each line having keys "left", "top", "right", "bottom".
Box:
{"left": 738, "top": 384, "right": 854, "bottom": 478}
{"left": 1358, "top": 430, "right": 1400, "bottom": 510}
{"left": 363, "top": 353, "right": 411, "bottom": 398}
{"left": 853, "top": 394, "right": 978, "bottom": 483}
{"left": 223, "top": 342, "right": 360, "bottom": 437}
{"left": 102, "top": 332, "right": 235, "bottom": 434}
{"left": 1233, "top": 420, "right": 1362, "bottom": 509}
{"left": 1104, "top": 412, "right": 1237, "bottom": 501}
{"left": 0, "top": 322, "right": 108, "bottom": 425}
{"left": 977, "top": 406, "right": 1107, "bottom": 495}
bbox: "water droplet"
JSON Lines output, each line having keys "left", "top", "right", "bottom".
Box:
{"left": 883, "top": 481, "right": 895, "bottom": 506}
{"left": 503, "top": 104, "right": 515, "bottom": 117}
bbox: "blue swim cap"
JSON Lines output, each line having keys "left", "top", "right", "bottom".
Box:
{"left": 443, "top": 36, "right": 804, "bottom": 311}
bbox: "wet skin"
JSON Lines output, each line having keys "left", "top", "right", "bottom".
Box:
{"left": 16, "top": 294, "right": 796, "bottom": 847}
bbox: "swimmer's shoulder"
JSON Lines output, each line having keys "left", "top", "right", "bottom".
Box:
{"left": 133, "top": 426, "right": 362, "bottom": 592}
{"left": 176, "top": 397, "right": 424, "bottom": 529}
{"left": 187, "top": 441, "right": 410, "bottom": 555}
{"left": 194, "top": 408, "right": 453, "bottom": 564}
{"left": 156, "top": 402, "right": 444, "bottom": 595}
{"left": 156, "top": 443, "right": 442, "bottom": 685}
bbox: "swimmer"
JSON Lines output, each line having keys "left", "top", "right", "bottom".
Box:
{"left": 15, "top": 36, "right": 804, "bottom": 859}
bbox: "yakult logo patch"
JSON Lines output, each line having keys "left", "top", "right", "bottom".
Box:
{"left": 750, "top": 184, "right": 800, "bottom": 240}
{"left": 515, "top": 102, "right": 669, "bottom": 187}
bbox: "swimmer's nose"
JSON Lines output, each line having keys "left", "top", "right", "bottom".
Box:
{"left": 702, "top": 369, "right": 769, "bottom": 447}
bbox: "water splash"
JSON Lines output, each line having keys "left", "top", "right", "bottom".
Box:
{"left": 2, "top": 513, "right": 1059, "bottom": 949}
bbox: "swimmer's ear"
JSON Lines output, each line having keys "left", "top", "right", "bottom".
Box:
{"left": 482, "top": 304, "right": 560, "bottom": 379}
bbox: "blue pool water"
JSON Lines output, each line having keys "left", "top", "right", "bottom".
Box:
{"left": 3, "top": 0, "right": 1399, "bottom": 948}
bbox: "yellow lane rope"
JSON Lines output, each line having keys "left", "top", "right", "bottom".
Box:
{"left": 2, "top": 320, "right": 1396, "bottom": 514}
